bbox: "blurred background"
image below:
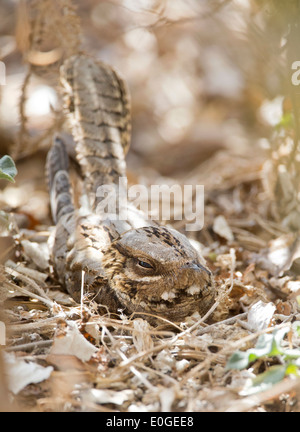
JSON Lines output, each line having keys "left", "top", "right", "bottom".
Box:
{"left": 2, "top": 1, "right": 300, "bottom": 412}
{"left": 0, "top": 0, "right": 280, "bottom": 157}
{"left": 0, "top": 0, "right": 298, "bottom": 236}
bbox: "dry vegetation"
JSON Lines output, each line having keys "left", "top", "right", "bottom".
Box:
{"left": 1, "top": 0, "right": 300, "bottom": 412}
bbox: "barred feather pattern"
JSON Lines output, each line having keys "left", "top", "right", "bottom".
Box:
{"left": 47, "top": 54, "right": 216, "bottom": 325}
{"left": 60, "top": 54, "right": 131, "bottom": 210}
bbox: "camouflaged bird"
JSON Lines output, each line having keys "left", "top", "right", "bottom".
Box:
{"left": 46, "top": 54, "right": 215, "bottom": 325}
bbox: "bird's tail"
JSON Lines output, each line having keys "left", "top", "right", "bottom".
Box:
{"left": 60, "top": 54, "right": 131, "bottom": 210}
{"left": 46, "top": 134, "right": 75, "bottom": 224}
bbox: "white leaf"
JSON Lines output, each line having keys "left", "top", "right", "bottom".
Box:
{"left": 83, "top": 389, "right": 133, "bottom": 405}
{"left": 4, "top": 352, "right": 53, "bottom": 394}
{"left": 267, "top": 233, "right": 300, "bottom": 274}
{"left": 50, "top": 321, "right": 98, "bottom": 362}
{"left": 159, "top": 388, "right": 175, "bottom": 412}
{"left": 21, "top": 240, "right": 50, "bottom": 270}
{"left": 132, "top": 318, "right": 153, "bottom": 353}
{"left": 213, "top": 215, "right": 234, "bottom": 242}
{"left": 5, "top": 260, "right": 48, "bottom": 283}
{"left": 247, "top": 300, "right": 276, "bottom": 332}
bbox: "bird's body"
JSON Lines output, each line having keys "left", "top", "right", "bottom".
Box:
{"left": 47, "top": 54, "right": 215, "bottom": 325}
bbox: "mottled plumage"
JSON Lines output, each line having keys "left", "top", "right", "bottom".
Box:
{"left": 47, "top": 54, "right": 215, "bottom": 325}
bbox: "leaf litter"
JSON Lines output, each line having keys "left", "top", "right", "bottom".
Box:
{"left": 1, "top": 0, "right": 300, "bottom": 413}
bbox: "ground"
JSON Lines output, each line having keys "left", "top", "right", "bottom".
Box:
{"left": 1, "top": 0, "right": 300, "bottom": 412}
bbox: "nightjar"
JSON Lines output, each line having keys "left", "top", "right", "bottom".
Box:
{"left": 46, "top": 54, "right": 215, "bottom": 325}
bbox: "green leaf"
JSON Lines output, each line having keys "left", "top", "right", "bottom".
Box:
{"left": 283, "top": 348, "right": 300, "bottom": 360}
{"left": 275, "top": 112, "right": 293, "bottom": 131}
{"left": 254, "top": 333, "right": 277, "bottom": 355}
{"left": 269, "top": 327, "right": 289, "bottom": 356}
{"left": 285, "top": 363, "right": 300, "bottom": 377}
{"left": 208, "top": 252, "right": 217, "bottom": 262}
{"left": 225, "top": 346, "right": 268, "bottom": 371}
{"left": 0, "top": 156, "right": 17, "bottom": 183}
{"left": 240, "top": 365, "right": 287, "bottom": 396}
{"left": 225, "top": 351, "right": 252, "bottom": 371}
{"left": 292, "top": 321, "right": 300, "bottom": 337}
{"left": 227, "top": 326, "right": 300, "bottom": 395}
{"left": 226, "top": 328, "right": 289, "bottom": 371}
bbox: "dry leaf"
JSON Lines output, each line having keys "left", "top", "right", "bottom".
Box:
{"left": 21, "top": 240, "right": 50, "bottom": 270}
{"left": 5, "top": 260, "right": 48, "bottom": 283}
{"left": 267, "top": 234, "right": 300, "bottom": 275}
{"left": 247, "top": 300, "right": 276, "bottom": 332}
{"left": 132, "top": 318, "right": 154, "bottom": 353}
{"left": 46, "top": 290, "right": 76, "bottom": 306}
{"left": 3, "top": 352, "right": 53, "bottom": 395}
{"left": 50, "top": 321, "right": 98, "bottom": 362}
{"left": 82, "top": 388, "right": 134, "bottom": 405}
{"left": 159, "top": 387, "right": 176, "bottom": 412}
{"left": 213, "top": 215, "right": 234, "bottom": 242}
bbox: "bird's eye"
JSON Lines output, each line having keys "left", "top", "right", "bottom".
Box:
{"left": 138, "top": 260, "right": 153, "bottom": 269}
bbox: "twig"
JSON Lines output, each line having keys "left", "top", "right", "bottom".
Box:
{"left": 138, "top": 363, "right": 178, "bottom": 386}
{"left": 229, "top": 248, "right": 236, "bottom": 290}
{"left": 80, "top": 270, "right": 85, "bottom": 318}
{"left": 8, "top": 316, "right": 61, "bottom": 333}
{"left": 13, "top": 67, "right": 32, "bottom": 159}
{"left": 181, "top": 322, "right": 292, "bottom": 385}
{"left": 224, "top": 377, "right": 300, "bottom": 412}
{"left": 196, "top": 312, "right": 248, "bottom": 335}
{"left": 5, "top": 268, "right": 54, "bottom": 309}
{"left": 5, "top": 339, "right": 53, "bottom": 352}
{"left": 112, "top": 333, "right": 156, "bottom": 391}
{"left": 5, "top": 267, "right": 52, "bottom": 303}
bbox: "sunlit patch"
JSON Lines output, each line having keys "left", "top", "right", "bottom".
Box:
{"left": 26, "top": 85, "right": 58, "bottom": 117}
{"left": 259, "top": 96, "right": 284, "bottom": 127}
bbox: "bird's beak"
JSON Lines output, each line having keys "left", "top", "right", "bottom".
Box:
{"left": 181, "top": 262, "right": 211, "bottom": 275}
